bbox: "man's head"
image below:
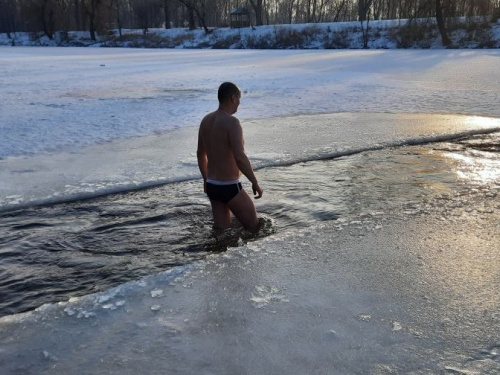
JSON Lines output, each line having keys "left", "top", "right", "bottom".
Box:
{"left": 218, "top": 82, "right": 241, "bottom": 113}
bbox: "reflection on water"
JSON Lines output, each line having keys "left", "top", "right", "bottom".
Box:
{"left": 259, "top": 145, "right": 463, "bottom": 226}
{"left": 0, "top": 133, "right": 499, "bottom": 316}
{"left": 467, "top": 116, "right": 500, "bottom": 130}
{"left": 448, "top": 152, "right": 500, "bottom": 182}
{"left": 437, "top": 133, "right": 500, "bottom": 183}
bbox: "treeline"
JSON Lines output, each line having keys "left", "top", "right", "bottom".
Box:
{"left": 1, "top": 0, "right": 499, "bottom": 41}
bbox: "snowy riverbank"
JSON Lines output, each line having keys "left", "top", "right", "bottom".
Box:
{"left": 2, "top": 18, "right": 500, "bottom": 49}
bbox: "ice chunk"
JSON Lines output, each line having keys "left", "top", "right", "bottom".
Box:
{"left": 356, "top": 314, "right": 371, "bottom": 322}
{"left": 41, "top": 350, "right": 58, "bottom": 361}
{"left": 392, "top": 321, "right": 403, "bottom": 331}
{"left": 97, "top": 295, "right": 111, "bottom": 304}
{"left": 250, "top": 285, "right": 288, "bottom": 308}
{"left": 64, "top": 307, "right": 76, "bottom": 316}
{"left": 150, "top": 289, "right": 163, "bottom": 298}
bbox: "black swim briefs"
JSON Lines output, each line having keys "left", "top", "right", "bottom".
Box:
{"left": 206, "top": 179, "right": 243, "bottom": 204}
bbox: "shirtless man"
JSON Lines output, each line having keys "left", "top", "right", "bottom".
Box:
{"left": 197, "top": 82, "right": 263, "bottom": 233}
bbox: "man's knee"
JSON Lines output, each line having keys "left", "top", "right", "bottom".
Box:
{"left": 228, "top": 193, "right": 259, "bottom": 232}
{"left": 238, "top": 209, "right": 260, "bottom": 232}
{"left": 246, "top": 217, "right": 260, "bottom": 233}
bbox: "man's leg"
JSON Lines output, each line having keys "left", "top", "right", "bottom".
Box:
{"left": 210, "top": 199, "right": 232, "bottom": 229}
{"left": 227, "top": 190, "right": 260, "bottom": 233}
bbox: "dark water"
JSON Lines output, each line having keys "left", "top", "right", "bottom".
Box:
{"left": 1, "top": 133, "right": 499, "bottom": 317}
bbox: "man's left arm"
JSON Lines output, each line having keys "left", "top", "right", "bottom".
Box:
{"left": 229, "top": 119, "right": 263, "bottom": 199}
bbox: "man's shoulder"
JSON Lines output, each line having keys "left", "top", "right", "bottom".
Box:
{"left": 226, "top": 114, "right": 240, "bottom": 125}
{"left": 201, "top": 111, "right": 216, "bottom": 123}
{"left": 201, "top": 111, "right": 240, "bottom": 131}
{"left": 200, "top": 112, "right": 216, "bottom": 131}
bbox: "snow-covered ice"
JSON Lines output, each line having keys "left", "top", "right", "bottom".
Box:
{"left": 1, "top": 48, "right": 500, "bottom": 210}
{"left": 2, "top": 48, "right": 500, "bottom": 160}
{"left": 1, "top": 48, "right": 500, "bottom": 374}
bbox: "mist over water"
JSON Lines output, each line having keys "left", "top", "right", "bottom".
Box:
{"left": 1, "top": 132, "right": 499, "bottom": 317}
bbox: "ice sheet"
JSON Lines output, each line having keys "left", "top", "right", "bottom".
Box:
{"left": 1, "top": 187, "right": 499, "bottom": 374}
{"left": 2, "top": 48, "right": 500, "bottom": 374}
{"left": 1, "top": 112, "right": 499, "bottom": 211}
{"left": 2, "top": 48, "right": 500, "bottom": 211}
{"left": 2, "top": 48, "right": 500, "bottom": 160}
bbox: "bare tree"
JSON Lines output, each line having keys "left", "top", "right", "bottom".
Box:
{"left": 84, "top": 0, "right": 102, "bottom": 40}
{"left": 176, "top": 0, "right": 211, "bottom": 33}
{"left": 358, "top": 0, "right": 372, "bottom": 48}
{"left": 109, "top": 0, "right": 124, "bottom": 36}
{"left": 332, "top": 0, "right": 348, "bottom": 21}
{"left": 248, "top": 0, "right": 265, "bottom": 25}
{"left": 0, "top": 0, "right": 17, "bottom": 37}
{"left": 55, "top": 0, "right": 71, "bottom": 33}
{"left": 131, "top": 0, "right": 162, "bottom": 33}
{"left": 163, "top": 0, "right": 171, "bottom": 28}
{"left": 3, "top": 0, "right": 500, "bottom": 42}
{"left": 435, "top": 0, "right": 450, "bottom": 46}
{"left": 25, "top": 0, "right": 57, "bottom": 39}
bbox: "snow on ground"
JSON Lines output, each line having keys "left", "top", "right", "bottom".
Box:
{"left": 1, "top": 18, "right": 500, "bottom": 49}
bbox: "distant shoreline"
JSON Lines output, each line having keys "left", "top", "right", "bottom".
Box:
{"left": 2, "top": 18, "right": 500, "bottom": 49}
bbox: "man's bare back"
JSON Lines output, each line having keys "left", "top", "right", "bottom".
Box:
{"left": 197, "top": 82, "right": 263, "bottom": 232}
{"left": 198, "top": 110, "right": 242, "bottom": 182}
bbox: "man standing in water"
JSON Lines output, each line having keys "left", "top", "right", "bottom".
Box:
{"left": 197, "top": 82, "right": 263, "bottom": 232}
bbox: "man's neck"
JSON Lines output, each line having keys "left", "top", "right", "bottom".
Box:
{"left": 218, "top": 106, "right": 232, "bottom": 115}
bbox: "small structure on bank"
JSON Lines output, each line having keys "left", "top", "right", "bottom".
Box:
{"left": 230, "top": 7, "right": 250, "bottom": 28}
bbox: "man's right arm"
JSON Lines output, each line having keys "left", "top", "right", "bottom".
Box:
{"left": 196, "top": 124, "right": 208, "bottom": 192}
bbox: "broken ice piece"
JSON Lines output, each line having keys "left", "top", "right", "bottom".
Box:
{"left": 150, "top": 289, "right": 163, "bottom": 298}
{"left": 356, "top": 314, "right": 371, "bottom": 322}
{"left": 392, "top": 322, "right": 403, "bottom": 331}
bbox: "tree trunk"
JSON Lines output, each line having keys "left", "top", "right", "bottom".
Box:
{"left": 41, "top": 0, "right": 54, "bottom": 39}
{"left": 114, "top": 0, "right": 122, "bottom": 37}
{"left": 193, "top": 7, "right": 209, "bottom": 33}
{"left": 436, "top": 0, "right": 451, "bottom": 46}
{"left": 117, "top": 9, "right": 123, "bottom": 36}
{"left": 164, "top": 0, "right": 170, "bottom": 29}
{"left": 89, "top": 7, "right": 96, "bottom": 40}
{"left": 88, "top": 0, "right": 102, "bottom": 41}
{"left": 358, "top": 0, "right": 372, "bottom": 22}
{"left": 358, "top": 0, "right": 372, "bottom": 48}
{"left": 74, "top": 0, "right": 82, "bottom": 30}
{"left": 249, "top": 0, "right": 264, "bottom": 26}
{"left": 188, "top": 7, "right": 196, "bottom": 29}
{"left": 333, "top": 0, "right": 347, "bottom": 22}
{"left": 360, "top": 18, "right": 370, "bottom": 48}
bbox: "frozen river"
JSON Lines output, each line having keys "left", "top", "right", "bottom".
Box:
{"left": 1, "top": 48, "right": 500, "bottom": 374}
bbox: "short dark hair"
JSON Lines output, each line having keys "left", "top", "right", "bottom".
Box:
{"left": 218, "top": 82, "right": 241, "bottom": 104}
